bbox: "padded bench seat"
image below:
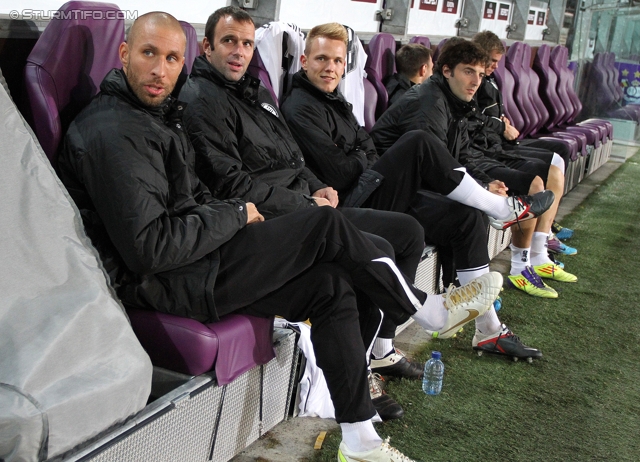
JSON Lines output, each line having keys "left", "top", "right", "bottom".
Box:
{"left": 127, "top": 310, "right": 276, "bottom": 384}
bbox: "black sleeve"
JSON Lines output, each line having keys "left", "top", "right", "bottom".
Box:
{"left": 62, "top": 122, "right": 247, "bottom": 276}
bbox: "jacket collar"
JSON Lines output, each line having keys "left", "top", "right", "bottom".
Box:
{"left": 291, "top": 70, "right": 351, "bottom": 108}
{"left": 100, "top": 68, "right": 182, "bottom": 120}
{"left": 431, "top": 72, "right": 478, "bottom": 118}
{"left": 191, "top": 54, "right": 261, "bottom": 105}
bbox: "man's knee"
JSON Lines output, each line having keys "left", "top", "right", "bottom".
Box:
{"left": 529, "top": 176, "right": 544, "bottom": 194}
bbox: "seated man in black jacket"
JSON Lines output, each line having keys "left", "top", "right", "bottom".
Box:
{"left": 371, "top": 40, "right": 576, "bottom": 300}
{"left": 385, "top": 43, "right": 433, "bottom": 107}
{"left": 280, "top": 22, "right": 543, "bottom": 364}
{"left": 57, "top": 12, "right": 503, "bottom": 462}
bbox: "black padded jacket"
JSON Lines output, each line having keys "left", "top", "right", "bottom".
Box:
{"left": 58, "top": 69, "right": 247, "bottom": 322}
{"left": 281, "top": 71, "right": 382, "bottom": 206}
{"left": 179, "top": 56, "right": 327, "bottom": 220}
{"left": 467, "top": 75, "right": 524, "bottom": 162}
{"left": 370, "top": 72, "right": 496, "bottom": 183}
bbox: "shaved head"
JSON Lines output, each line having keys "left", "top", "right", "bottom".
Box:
{"left": 119, "top": 11, "right": 186, "bottom": 106}
{"left": 127, "top": 12, "right": 186, "bottom": 52}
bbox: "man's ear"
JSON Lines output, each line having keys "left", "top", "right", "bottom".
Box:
{"left": 442, "top": 64, "right": 452, "bottom": 79}
{"left": 203, "top": 37, "right": 212, "bottom": 58}
{"left": 419, "top": 64, "right": 427, "bottom": 78}
{"left": 119, "top": 41, "right": 129, "bottom": 72}
{"left": 300, "top": 54, "right": 308, "bottom": 71}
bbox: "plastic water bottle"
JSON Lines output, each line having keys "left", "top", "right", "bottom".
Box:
{"left": 422, "top": 351, "right": 444, "bottom": 395}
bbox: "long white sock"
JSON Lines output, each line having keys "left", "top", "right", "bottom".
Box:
{"left": 456, "top": 264, "right": 490, "bottom": 286}
{"left": 510, "top": 244, "right": 530, "bottom": 275}
{"left": 551, "top": 153, "right": 565, "bottom": 173}
{"left": 475, "top": 306, "right": 502, "bottom": 334}
{"left": 412, "top": 294, "right": 447, "bottom": 331}
{"left": 446, "top": 171, "right": 512, "bottom": 219}
{"left": 372, "top": 338, "right": 394, "bottom": 359}
{"left": 530, "top": 231, "right": 552, "bottom": 266}
{"left": 341, "top": 420, "right": 382, "bottom": 453}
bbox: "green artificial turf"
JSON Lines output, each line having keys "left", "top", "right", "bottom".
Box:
{"left": 314, "top": 153, "right": 640, "bottom": 462}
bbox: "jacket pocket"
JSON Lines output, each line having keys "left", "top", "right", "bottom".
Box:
{"left": 342, "top": 169, "right": 384, "bottom": 208}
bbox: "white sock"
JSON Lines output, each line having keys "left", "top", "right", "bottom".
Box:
{"left": 530, "top": 232, "right": 552, "bottom": 266}
{"left": 510, "top": 244, "right": 531, "bottom": 275}
{"left": 551, "top": 153, "right": 565, "bottom": 173}
{"left": 475, "top": 306, "right": 502, "bottom": 334}
{"left": 412, "top": 294, "right": 447, "bottom": 331}
{"left": 341, "top": 420, "right": 382, "bottom": 453}
{"left": 457, "top": 264, "right": 490, "bottom": 286}
{"left": 446, "top": 172, "right": 512, "bottom": 219}
{"left": 372, "top": 338, "right": 394, "bottom": 359}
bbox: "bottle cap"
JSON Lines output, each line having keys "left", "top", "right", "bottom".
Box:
{"left": 431, "top": 351, "right": 441, "bottom": 360}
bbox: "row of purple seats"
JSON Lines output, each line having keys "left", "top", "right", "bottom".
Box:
{"left": 22, "top": 1, "right": 277, "bottom": 382}
{"left": 581, "top": 52, "right": 640, "bottom": 122}
{"left": 496, "top": 43, "right": 613, "bottom": 189}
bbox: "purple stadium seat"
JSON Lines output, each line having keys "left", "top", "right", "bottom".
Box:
{"left": 127, "top": 310, "right": 275, "bottom": 383}
{"left": 363, "top": 77, "right": 378, "bottom": 132}
{"left": 364, "top": 33, "right": 396, "bottom": 118}
{"left": 432, "top": 38, "right": 449, "bottom": 64}
{"left": 23, "top": 1, "right": 124, "bottom": 165}
{"left": 409, "top": 36, "right": 431, "bottom": 49}
{"left": 180, "top": 20, "right": 199, "bottom": 74}
{"left": 493, "top": 53, "right": 525, "bottom": 133}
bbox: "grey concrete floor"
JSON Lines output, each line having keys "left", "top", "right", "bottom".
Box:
{"left": 231, "top": 146, "right": 635, "bottom": 462}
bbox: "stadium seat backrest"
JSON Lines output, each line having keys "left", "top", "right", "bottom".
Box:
{"left": 522, "top": 44, "right": 550, "bottom": 135}
{"left": 23, "top": 1, "right": 124, "bottom": 165}
{"left": 608, "top": 52, "right": 624, "bottom": 100}
{"left": 364, "top": 33, "right": 396, "bottom": 118}
{"left": 409, "top": 36, "right": 431, "bottom": 49}
{"left": 180, "top": 20, "right": 199, "bottom": 74}
{"left": 363, "top": 77, "right": 377, "bottom": 132}
{"left": 505, "top": 42, "right": 538, "bottom": 137}
{"left": 550, "top": 46, "right": 579, "bottom": 124}
{"left": 432, "top": 38, "right": 448, "bottom": 64}
{"left": 580, "top": 53, "right": 613, "bottom": 119}
{"left": 533, "top": 44, "right": 565, "bottom": 129}
{"left": 492, "top": 53, "right": 525, "bottom": 132}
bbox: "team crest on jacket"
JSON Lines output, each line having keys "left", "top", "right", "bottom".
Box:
{"left": 261, "top": 102, "right": 279, "bottom": 117}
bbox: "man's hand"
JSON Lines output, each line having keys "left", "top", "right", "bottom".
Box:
{"left": 312, "top": 187, "right": 339, "bottom": 208}
{"left": 245, "top": 202, "right": 264, "bottom": 224}
{"left": 313, "top": 197, "right": 332, "bottom": 207}
{"left": 487, "top": 180, "right": 508, "bottom": 197}
{"left": 502, "top": 117, "right": 520, "bottom": 140}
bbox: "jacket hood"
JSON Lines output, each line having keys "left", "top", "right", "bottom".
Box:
{"left": 431, "top": 72, "right": 478, "bottom": 118}
{"left": 191, "top": 55, "right": 261, "bottom": 105}
{"left": 100, "top": 68, "right": 176, "bottom": 118}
